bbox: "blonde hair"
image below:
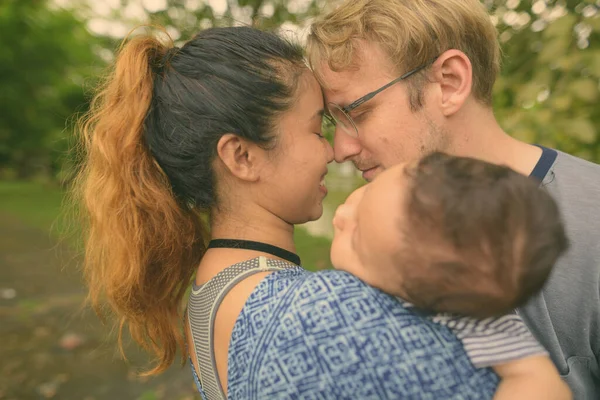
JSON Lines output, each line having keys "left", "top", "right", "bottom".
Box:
{"left": 307, "top": 0, "right": 501, "bottom": 106}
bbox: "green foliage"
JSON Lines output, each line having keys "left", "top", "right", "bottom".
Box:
{"left": 488, "top": 0, "right": 600, "bottom": 162}
{"left": 136, "top": 0, "right": 323, "bottom": 41}
{"left": 1, "top": 0, "right": 598, "bottom": 181}
{"left": 0, "top": 0, "right": 102, "bottom": 179}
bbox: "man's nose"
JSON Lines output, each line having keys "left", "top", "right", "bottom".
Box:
{"left": 333, "top": 128, "right": 362, "bottom": 164}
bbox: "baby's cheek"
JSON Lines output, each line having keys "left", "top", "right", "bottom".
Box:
{"left": 361, "top": 265, "right": 390, "bottom": 291}
{"left": 347, "top": 262, "right": 371, "bottom": 282}
{"left": 330, "top": 237, "right": 353, "bottom": 272}
{"left": 333, "top": 255, "right": 363, "bottom": 277}
{"left": 331, "top": 241, "right": 369, "bottom": 281}
{"left": 361, "top": 257, "right": 404, "bottom": 297}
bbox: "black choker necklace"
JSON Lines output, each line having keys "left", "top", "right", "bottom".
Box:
{"left": 207, "top": 239, "right": 301, "bottom": 266}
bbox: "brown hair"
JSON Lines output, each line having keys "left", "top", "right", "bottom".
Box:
{"left": 307, "top": 0, "right": 501, "bottom": 108}
{"left": 397, "top": 152, "right": 568, "bottom": 318}
{"left": 72, "top": 26, "right": 306, "bottom": 374}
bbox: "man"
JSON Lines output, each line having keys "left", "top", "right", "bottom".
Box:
{"left": 307, "top": 0, "right": 600, "bottom": 398}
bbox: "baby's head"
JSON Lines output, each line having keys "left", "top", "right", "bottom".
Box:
{"left": 331, "top": 152, "right": 568, "bottom": 318}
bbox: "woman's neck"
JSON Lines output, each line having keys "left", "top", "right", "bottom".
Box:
{"left": 210, "top": 207, "right": 296, "bottom": 253}
{"left": 195, "top": 205, "right": 297, "bottom": 284}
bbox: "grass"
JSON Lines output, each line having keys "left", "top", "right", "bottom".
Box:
{"left": 295, "top": 228, "right": 333, "bottom": 270}
{"left": 0, "top": 180, "right": 66, "bottom": 233}
{"left": 0, "top": 180, "right": 333, "bottom": 271}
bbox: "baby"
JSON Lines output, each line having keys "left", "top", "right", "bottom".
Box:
{"left": 331, "top": 152, "right": 571, "bottom": 400}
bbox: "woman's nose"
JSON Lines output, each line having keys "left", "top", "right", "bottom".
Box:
{"left": 326, "top": 140, "right": 335, "bottom": 164}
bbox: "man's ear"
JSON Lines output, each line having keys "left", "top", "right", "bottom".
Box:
{"left": 431, "top": 49, "right": 473, "bottom": 117}
{"left": 216, "top": 134, "right": 261, "bottom": 182}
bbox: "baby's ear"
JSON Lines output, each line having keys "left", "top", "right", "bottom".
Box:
{"left": 216, "top": 134, "right": 263, "bottom": 182}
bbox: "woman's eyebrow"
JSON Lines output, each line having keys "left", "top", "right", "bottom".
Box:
{"left": 312, "top": 109, "right": 325, "bottom": 120}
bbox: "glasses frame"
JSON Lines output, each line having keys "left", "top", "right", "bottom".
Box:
{"left": 326, "top": 57, "right": 438, "bottom": 137}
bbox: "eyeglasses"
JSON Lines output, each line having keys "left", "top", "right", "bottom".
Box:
{"left": 324, "top": 58, "right": 437, "bottom": 138}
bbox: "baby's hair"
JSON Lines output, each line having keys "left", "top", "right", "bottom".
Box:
{"left": 397, "top": 152, "right": 568, "bottom": 318}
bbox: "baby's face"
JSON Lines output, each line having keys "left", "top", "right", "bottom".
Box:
{"left": 331, "top": 163, "right": 410, "bottom": 295}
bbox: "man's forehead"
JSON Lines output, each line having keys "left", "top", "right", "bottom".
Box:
{"left": 318, "top": 64, "right": 361, "bottom": 93}
{"left": 315, "top": 42, "right": 397, "bottom": 101}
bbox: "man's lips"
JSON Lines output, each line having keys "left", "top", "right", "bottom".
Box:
{"left": 360, "top": 166, "right": 378, "bottom": 181}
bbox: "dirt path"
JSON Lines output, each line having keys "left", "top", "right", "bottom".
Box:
{"left": 0, "top": 214, "right": 199, "bottom": 400}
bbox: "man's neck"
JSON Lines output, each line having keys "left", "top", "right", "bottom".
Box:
{"left": 448, "top": 109, "right": 542, "bottom": 177}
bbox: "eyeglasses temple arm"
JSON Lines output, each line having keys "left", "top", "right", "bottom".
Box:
{"left": 342, "top": 61, "right": 433, "bottom": 113}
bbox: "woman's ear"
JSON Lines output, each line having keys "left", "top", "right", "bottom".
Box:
{"left": 431, "top": 49, "right": 473, "bottom": 117}
{"left": 216, "top": 134, "right": 262, "bottom": 182}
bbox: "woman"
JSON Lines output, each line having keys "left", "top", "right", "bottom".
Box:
{"left": 75, "top": 26, "right": 499, "bottom": 399}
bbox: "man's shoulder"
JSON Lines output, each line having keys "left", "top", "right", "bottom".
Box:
{"left": 544, "top": 149, "right": 600, "bottom": 202}
{"left": 551, "top": 150, "right": 600, "bottom": 184}
{"left": 542, "top": 149, "right": 600, "bottom": 263}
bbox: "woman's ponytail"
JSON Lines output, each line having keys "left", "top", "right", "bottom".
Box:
{"left": 73, "top": 33, "right": 207, "bottom": 374}
{"left": 72, "top": 24, "right": 309, "bottom": 375}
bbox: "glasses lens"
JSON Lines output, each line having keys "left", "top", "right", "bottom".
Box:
{"left": 328, "top": 104, "right": 358, "bottom": 137}
{"left": 321, "top": 114, "right": 335, "bottom": 144}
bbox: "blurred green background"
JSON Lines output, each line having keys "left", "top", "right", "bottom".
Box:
{"left": 0, "top": 0, "right": 598, "bottom": 399}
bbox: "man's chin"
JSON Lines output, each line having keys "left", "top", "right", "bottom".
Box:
{"left": 361, "top": 167, "right": 381, "bottom": 182}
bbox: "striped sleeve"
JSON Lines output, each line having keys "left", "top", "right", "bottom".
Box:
{"left": 430, "top": 313, "right": 548, "bottom": 368}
